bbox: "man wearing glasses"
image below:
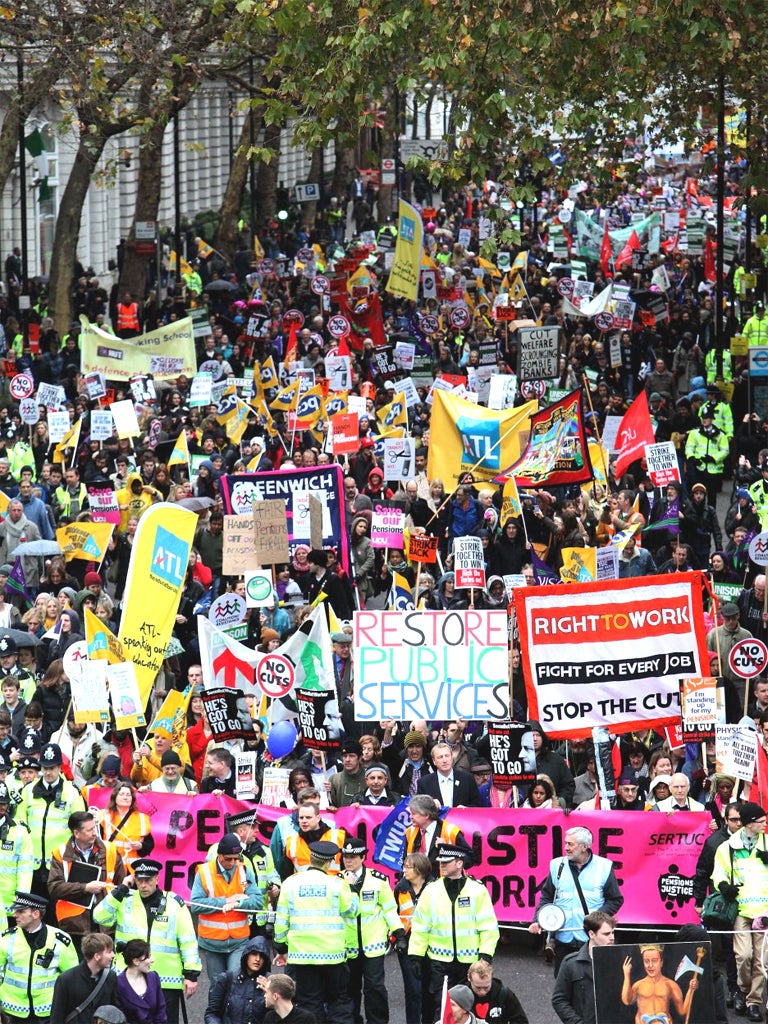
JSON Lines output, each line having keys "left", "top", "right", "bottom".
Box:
{"left": 191, "top": 833, "right": 263, "bottom": 984}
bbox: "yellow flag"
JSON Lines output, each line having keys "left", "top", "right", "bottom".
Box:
{"left": 53, "top": 417, "right": 82, "bottom": 465}
{"left": 227, "top": 398, "right": 251, "bottom": 445}
{"left": 386, "top": 199, "right": 423, "bottom": 302}
{"left": 509, "top": 273, "right": 527, "bottom": 304}
{"left": 478, "top": 256, "right": 502, "bottom": 279}
{"left": 167, "top": 429, "right": 189, "bottom": 468}
{"left": 501, "top": 478, "right": 522, "bottom": 524}
{"left": 560, "top": 546, "right": 597, "bottom": 583}
{"left": 377, "top": 392, "right": 408, "bottom": 431}
{"left": 149, "top": 687, "right": 192, "bottom": 762}
{"left": 258, "top": 355, "right": 279, "bottom": 389}
{"left": 588, "top": 440, "right": 609, "bottom": 487}
{"left": 421, "top": 252, "right": 440, "bottom": 271}
{"left": 215, "top": 383, "right": 238, "bottom": 424}
{"left": 253, "top": 235, "right": 265, "bottom": 262}
{"left": 56, "top": 521, "right": 114, "bottom": 564}
{"left": 196, "top": 236, "right": 214, "bottom": 259}
{"left": 293, "top": 385, "right": 325, "bottom": 429}
{"left": 84, "top": 606, "right": 126, "bottom": 664}
{"left": 118, "top": 503, "right": 198, "bottom": 707}
{"left": 169, "top": 251, "right": 193, "bottom": 276}
{"left": 269, "top": 378, "right": 300, "bottom": 412}
{"left": 323, "top": 391, "right": 348, "bottom": 419}
{"left": 0, "top": 491, "right": 10, "bottom": 517}
{"left": 511, "top": 250, "right": 528, "bottom": 273}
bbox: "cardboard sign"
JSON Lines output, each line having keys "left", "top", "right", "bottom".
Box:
{"left": 223, "top": 514, "right": 260, "bottom": 576}
{"left": 330, "top": 412, "right": 360, "bottom": 455}
{"left": 407, "top": 534, "right": 438, "bottom": 564}
{"left": 487, "top": 722, "right": 537, "bottom": 787}
{"left": 252, "top": 499, "right": 290, "bottom": 565}
{"left": 454, "top": 536, "right": 486, "bottom": 589}
{"left": 517, "top": 326, "right": 560, "bottom": 382}
{"left": 645, "top": 441, "right": 680, "bottom": 486}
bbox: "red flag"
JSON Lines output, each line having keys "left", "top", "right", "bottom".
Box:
{"left": 284, "top": 322, "right": 298, "bottom": 365}
{"left": 615, "top": 230, "right": 641, "bottom": 269}
{"left": 600, "top": 222, "right": 613, "bottom": 277}
{"left": 754, "top": 742, "right": 768, "bottom": 810}
{"left": 337, "top": 290, "right": 387, "bottom": 349}
{"left": 661, "top": 234, "right": 679, "bottom": 254}
{"left": 704, "top": 233, "right": 717, "bottom": 283}
{"left": 335, "top": 334, "right": 351, "bottom": 358}
{"left": 614, "top": 391, "right": 656, "bottom": 478}
{"left": 439, "top": 976, "right": 456, "bottom": 1024}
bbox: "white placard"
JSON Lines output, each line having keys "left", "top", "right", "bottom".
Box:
{"left": 72, "top": 660, "right": 110, "bottom": 723}
{"left": 106, "top": 661, "right": 146, "bottom": 727}
{"left": 110, "top": 399, "right": 140, "bottom": 439}
{"left": 190, "top": 372, "right": 213, "bottom": 407}
{"left": 601, "top": 415, "right": 624, "bottom": 453}
{"left": 325, "top": 355, "right": 352, "bottom": 392}
{"left": 596, "top": 547, "right": 619, "bottom": 581}
{"left": 487, "top": 374, "right": 517, "bottom": 410}
{"left": 47, "top": 410, "right": 71, "bottom": 444}
{"left": 235, "top": 752, "right": 259, "bottom": 799}
{"left": 394, "top": 342, "right": 416, "bottom": 370}
{"left": 90, "top": 410, "right": 114, "bottom": 442}
{"left": 397, "top": 376, "right": 420, "bottom": 409}
{"left": 716, "top": 723, "right": 758, "bottom": 782}
{"left": 292, "top": 491, "right": 312, "bottom": 540}
{"left": 348, "top": 395, "right": 368, "bottom": 417}
{"left": 37, "top": 382, "right": 65, "bottom": 409}
{"left": 383, "top": 437, "right": 415, "bottom": 481}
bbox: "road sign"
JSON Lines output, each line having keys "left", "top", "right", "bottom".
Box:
{"left": 729, "top": 638, "right": 768, "bottom": 679}
{"left": 748, "top": 531, "right": 768, "bottom": 566}
{"left": 9, "top": 373, "right": 34, "bottom": 401}
{"left": 381, "top": 158, "right": 396, "bottom": 186}
{"left": 295, "top": 183, "right": 319, "bottom": 203}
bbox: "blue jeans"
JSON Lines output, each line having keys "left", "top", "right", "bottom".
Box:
{"left": 203, "top": 944, "right": 246, "bottom": 984}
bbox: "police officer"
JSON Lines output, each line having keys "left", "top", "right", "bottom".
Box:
{"left": 207, "top": 810, "right": 281, "bottom": 935}
{"left": 273, "top": 839, "right": 358, "bottom": 1024}
{"left": 409, "top": 844, "right": 500, "bottom": 1005}
{"left": 93, "top": 858, "right": 201, "bottom": 1024}
{"left": 17, "top": 742, "right": 85, "bottom": 904}
{"left": 0, "top": 781, "right": 33, "bottom": 921}
{"left": 685, "top": 402, "right": 730, "bottom": 504}
{"left": 341, "top": 836, "right": 406, "bottom": 1024}
{"left": 0, "top": 890, "right": 78, "bottom": 1023}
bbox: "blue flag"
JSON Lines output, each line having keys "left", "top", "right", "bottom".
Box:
{"left": 372, "top": 797, "right": 412, "bottom": 871}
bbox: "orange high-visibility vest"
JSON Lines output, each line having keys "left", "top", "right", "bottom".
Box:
{"left": 195, "top": 861, "right": 250, "bottom": 943}
{"left": 284, "top": 827, "right": 345, "bottom": 875}
{"left": 116, "top": 303, "right": 140, "bottom": 333}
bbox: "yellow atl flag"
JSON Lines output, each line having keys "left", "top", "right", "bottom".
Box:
{"left": 149, "top": 687, "right": 192, "bottom": 763}
{"left": 169, "top": 251, "right": 193, "bottom": 277}
{"left": 53, "top": 417, "right": 82, "bottom": 465}
{"left": 196, "top": 236, "right": 214, "bottom": 259}
{"left": 501, "top": 477, "right": 522, "bottom": 525}
{"left": 269, "top": 378, "right": 300, "bottom": 412}
{"left": 253, "top": 235, "right": 265, "bottom": 262}
{"left": 347, "top": 265, "right": 372, "bottom": 300}
{"left": 386, "top": 198, "right": 423, "bottom": 302}
{"left": 119, "top": 503, "right": 198, "bottom": 707}
{"left": 258, "top": 355, "right": 279, "bottom": 389}
{"left": 560, "top": 546, "right": 597, "bottom": 583}
{"left": 377, "top": 392, "right": 408, "bottom": 431}
{"left": 56, "top": 521, "right": 114, "bottom": 564}
{"left": 588, "top": 440, "right": 609, "bottom": 487}
{"left": 84, "top": 606, "right": 126, "bottom": 664}
{"left": 167, "top": 429, "right": 189, "bottom": 468}
{"left": 0, "top": 491, "right": 10, "bottom": 517}
{"left": 427, "top": 390, "right": 536, "bottom": 488}
{"left": 421, "top": 252, "right": 440, "bottom": 271}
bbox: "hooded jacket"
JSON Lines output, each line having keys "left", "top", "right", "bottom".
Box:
{"left": 204, "top": 935, "right": 271, "bottom": 1024}
{"left": 526, "top": 720, "right": 575, "bottom": 807}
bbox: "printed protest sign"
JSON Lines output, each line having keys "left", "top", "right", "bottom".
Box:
{"left": 297, "top": 689, "right": 338, "bottom": 751}
{"left": 245, "top": 570, "right": 275, "bottom": 608}
{"left": 454, "top": 536, "right": 486, "bottom": 589}
{"left": 514, "top": 574, "right": 710, "bottom": 739}
{"left": 90, "top": 409, "right": 113, "bottom": 442}
{"left": 407, "top": 534, "right": 438, "bottom": 564}
{"left": 645, "top": 441, "right": 680, "bottom": 486}
{"left": 107, "top": 661, "right": 146, "bottom": 729}
{"left": 716, "top": 722, "right": 758, "bottom": 782}
{"left": 679, "top": 677, "right": 717, "bottom": 742}
{"left": 517, "top": 326, "right": 560, "bottom": 381}
{"left": 223, "top": 515, "right": 259, "bottom": 576}
{"left": 330, "top": 413, "right": 360, "bottom": 455}
{"left": 110, "top": 399, "right": 140, "bottom": 439}
{"left": 72, "top": 661, "right": 110, "bottom": 724}
{"left": 383, "top": 437, "right": 415, "bottom": 481}
{"left": 235, "top": 753, "right": 259, "bottom": 800}
{"left": 353, "top": 609, "right": 509, "bottom": 720}
{"left": 371, "top": 507, "right": 405, "bottom": 549}
{"left": 487, "top": 722, "right": 537, "bottom": 787}
{"left": 87, "top": 487, "right": 120, "bottom": 526}
{"left": 202, "top": 687, "right": 250, "bottom": 742}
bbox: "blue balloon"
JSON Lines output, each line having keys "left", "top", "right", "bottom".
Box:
{"left": 267, "top": 721, "right": 298, "bottom": 759}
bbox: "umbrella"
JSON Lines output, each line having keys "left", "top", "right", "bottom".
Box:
{"left": 204, "top": 279, "right": 240, "bottom": 293}
{"left": 177, "top": 496, "right": 216, "bottom": 512}
{"left": 15, "top": 540, "right": 62, "bottom": 557}
{"left": 0, "top": 628, "right": 41, "bottom": 648}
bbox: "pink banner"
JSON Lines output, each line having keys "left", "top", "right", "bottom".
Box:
{"left": 87, "top": 790, "right": 706, "bottom": 926}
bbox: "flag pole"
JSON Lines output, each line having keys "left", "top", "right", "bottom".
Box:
{"left": 581, "top": 375, "right": 603, "bottom": 501}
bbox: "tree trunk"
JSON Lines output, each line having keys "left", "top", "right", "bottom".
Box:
{"left": 331, "top": 145, "right": 355, "bottom": 201}
{"left": 0, "top": 63, "right": 60, "bottom": 196}
{"left": 49, "top": 135, "right": 107, "bottom": 334}
{"left": 215, "top": 107, "right": 264, "bottom": 261}
{"left": 256, "top": 122, "right": 281, "bottom": 224}
{"left": 118, "top": 117, "right": 168, "bottom": 302}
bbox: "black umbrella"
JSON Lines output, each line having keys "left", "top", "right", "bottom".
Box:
{"left": 205, "top": 279, "right": 240, "bottom": 293}
{"left": 0, "top": 628, "right": 41, "bottom": 648}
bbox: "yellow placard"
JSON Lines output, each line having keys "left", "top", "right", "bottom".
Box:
{"left": 731, "top": 335, "right": 748, "bottom": 356}
{"left": 80, "top": 315, "right": 197, "bottom": 381}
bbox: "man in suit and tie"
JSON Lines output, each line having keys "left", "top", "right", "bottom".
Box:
{"left": 417, "top": 742, "right": 482, "bottom": 808}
